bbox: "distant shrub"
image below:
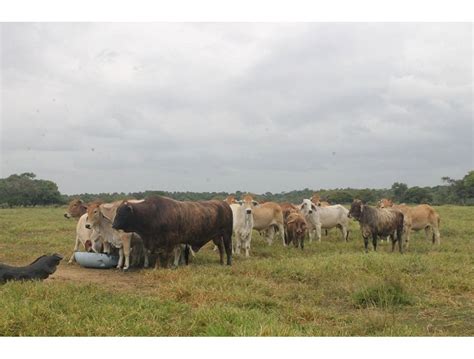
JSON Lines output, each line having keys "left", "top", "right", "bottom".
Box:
{"left": 353, "top": 280, "right": 412, "bottom": 308}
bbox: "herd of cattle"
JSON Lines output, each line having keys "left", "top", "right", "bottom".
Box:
{"left": 63, "top": 194, "right": 441, "bottom": 270}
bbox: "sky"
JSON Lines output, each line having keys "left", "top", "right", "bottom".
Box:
{"left": 0, "top": 22, "right": 472, "bottom": 195}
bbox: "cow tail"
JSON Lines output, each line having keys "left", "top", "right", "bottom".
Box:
{"left": 184, "top": 244, "right": 190, "bottom": 265}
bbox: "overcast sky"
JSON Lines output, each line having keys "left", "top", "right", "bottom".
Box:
{"left": 0, "top": 23, "right": 472, "bottom": 194}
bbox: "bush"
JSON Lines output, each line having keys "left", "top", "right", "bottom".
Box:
{"left": 353, "top": 280, "right": 412, "bottom": 308}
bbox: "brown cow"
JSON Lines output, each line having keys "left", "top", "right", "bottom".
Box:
{"left": 377, "top": 199, "right": 441, "bottom": 247}
{"left": 285, "top": 212, "right": 307, "bottom": 249}
{"left": 349, "top": 199, "right": 405, "bottom": 253}
{"left": 112, "top": 196, "right": 233, "bottom": 267}
{"left": 64, "top": 199, "right": 88, "bottom": 219}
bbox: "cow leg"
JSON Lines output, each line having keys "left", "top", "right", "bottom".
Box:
{"left": 117, "top": 247, "right": 124, "bottom": 269}
{"left": 143, "top": 249, "right": 150, "bottom": 268}
{"left": 433, "top": 226, "right": 441, "bottom": 245}
{"left": 234, "top": 232, "right": 241, "bottom": 255}
{"left": 265, "top": 227, "right": 274, "bottom": 245}
{"left": 424, "top": 226, "right": 431, "bottom": 242}
{"left": 372, "top": 234, "right": 378, "bottom": 252}
{"left": 172, "top": 245, "right": 182, "bottom": 268}
{"left": 68, "top": 235, "right": 81, "bottom": 264}
{"left": 123, "top": 244, "right": 131, "bottom": 271}
{"left": 278, "top": 224, "right": 286, "bottom": 246}
{"left": 222, "top": 231, "right": 233, "bottom": 266}
{"left": 316, "top": 224, "right": 322, "bottom": 242}
{"left": 245, "top": 240, "right": 250, "bottom": 258}
{"left": 213, "top": 237, "right": 225, "bottom": 265}
{"left": 398, "top": 231, "right": 403, "bottom": 254}
{"left": 404, "top": 230, "right": 410, "bottom": 250}
{"left": 340, "top": 226, "right": 348, "bottom": 242}
{"left": 363, "top": 236, "right": 369, "bottom": 253}
{"left": 391, "top": 234, "right": 396, "bottom": 252}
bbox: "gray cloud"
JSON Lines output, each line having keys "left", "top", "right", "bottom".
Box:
{"left": 1, "top": 23, "right": 472, "bottom": 194}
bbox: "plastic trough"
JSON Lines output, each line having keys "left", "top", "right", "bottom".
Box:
{"left": 74, "top": 252, "right": 119, "bottom": 269}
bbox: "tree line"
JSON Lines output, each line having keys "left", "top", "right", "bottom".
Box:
{"left": 0, "top": 171, "right": 473, "bottom": 207}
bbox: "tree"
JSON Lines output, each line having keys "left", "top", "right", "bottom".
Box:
{"left": 0, "top": 173, "right": 62, "bottom": 206}
{"left": 404, "top": 186, "right": 433, "bottom": 204}
{"left": 391, "top": 182, "right": 408, "bottom": 202}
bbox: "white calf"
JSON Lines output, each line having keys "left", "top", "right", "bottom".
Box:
{"left": 230, "top": 201, "right": 254, "bottom": 257}
{"left": 68, "top": 213, "right": 102, "bottom": 264}
{"left": 299, "top": 199, "right": 350, "bottom": 242}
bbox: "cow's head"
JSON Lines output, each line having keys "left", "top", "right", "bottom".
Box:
{"left": 239, "top": 194, "right": 259, "bottom": 215}
{"left": 311, "top": 194, "right": 321, "bottom": 206}
{"left": 377, "top": 198, "right": 393, "bottom": 208}
{"left": 287, "top": 214, "right": 307, "bottom": 237}
{"left": 64, "top": 199, "right": 87, "bottom": 219}
{"left": 85, "top": 202, "right": 107, "bottom": 229}
{"left": 348, "top": 199, "right": 364, "bottom": 220}
{"left": 112, "top": 201, "right": 135, "bottom": 232}
{"left": 300, "top": 199, "right": 317, "bottom": 216}
{"left": 225, "top": 195, "right": 237, "bottom": 205}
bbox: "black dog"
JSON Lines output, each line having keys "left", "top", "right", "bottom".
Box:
{"left": 0, "top": 254, "right": 63, "bottom": 284}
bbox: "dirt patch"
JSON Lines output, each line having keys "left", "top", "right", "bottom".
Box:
{"left": 47, "top": 263, "right": 155, "bottom": 293}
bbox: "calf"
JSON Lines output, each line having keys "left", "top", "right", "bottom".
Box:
{"left": 230, "top": 195, "right": 256, "bottom": 257}
{"left": 285, "top": 212, "right": 307, "bottom": 249}
{"left": 348, "top": 199, "right": 405, "bottom": 253}
{"left": 299, "top": 199, "right": 350, "bottom": 242}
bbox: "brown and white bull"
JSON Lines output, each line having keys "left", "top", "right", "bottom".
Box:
{"left": 349, "top": 199, "right": 405, "bottom": 253}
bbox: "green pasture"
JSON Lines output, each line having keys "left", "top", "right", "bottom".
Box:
{"left": 0, "top": 205, "right": 472, "bottom": 336}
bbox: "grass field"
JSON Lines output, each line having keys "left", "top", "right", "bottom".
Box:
{"left": 0, "top": 205, "right": 472, "bottom": 336}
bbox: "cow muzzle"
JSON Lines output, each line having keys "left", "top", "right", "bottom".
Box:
{"left": 85, "top": 223, "right": 91, "bottom": 229}
{"left": 64, "top": 213, "right": 71, "bottom": 219}
{"left": 246, "top": 209, "right": 252, "bottom": 214}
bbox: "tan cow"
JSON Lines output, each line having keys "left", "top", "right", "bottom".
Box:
{"left": 250, "top": 196, "right": 286, "bottom": 246}
{"left": 311, "top": 194, "right": 330, "bottom": 207}
{"left": 377, "top": 199, "right": 441, "bottom": 247}
{"left": 225, "top": 195, "right": 238, "bottom": 205}
{"left": 64, "top": 198, "right": 88, "bottom": 219}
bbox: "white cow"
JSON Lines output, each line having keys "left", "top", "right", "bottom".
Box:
{"left": 230, "top": 196, "right": 255, "bottom": 257}
{"left": 299, "top": 199, "right": 350, "bottom": 242}
{"left": 67, "top": 213, "right": 102, "bottom": 264}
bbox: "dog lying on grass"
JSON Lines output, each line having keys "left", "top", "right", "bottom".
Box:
{"left": 0, "top": 254, "right": 63, "bottom": 284}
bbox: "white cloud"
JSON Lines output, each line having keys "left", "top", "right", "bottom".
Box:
{"left": 1, "top": 23, "right": 472, "bottom": 194}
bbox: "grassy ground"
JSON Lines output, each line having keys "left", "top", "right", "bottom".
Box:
{"left": 0, "top": 205, "right": 472, "bottom": 336}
